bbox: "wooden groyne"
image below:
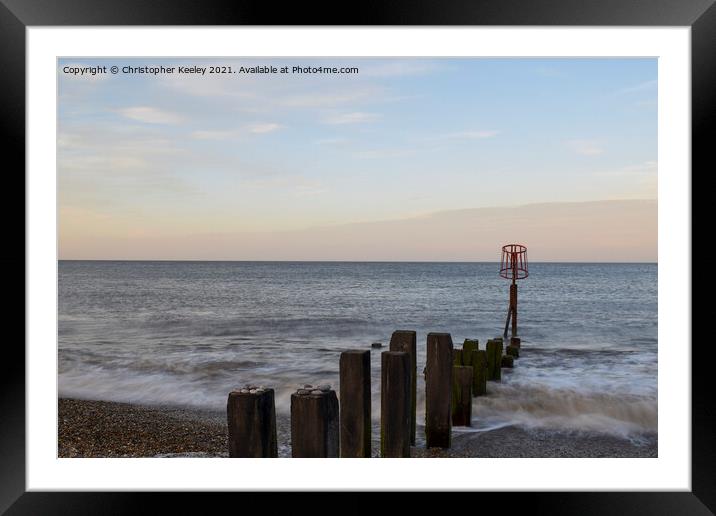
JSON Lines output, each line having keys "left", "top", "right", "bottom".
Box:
{"left": 227, "top": 330, "right": 524, "bottom": 457}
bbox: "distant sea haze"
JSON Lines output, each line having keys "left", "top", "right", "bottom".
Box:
{"left": 59, "top": 199, "right": 657, "bottom": 262}
{"left": 58, "top": 260, "right": 657, "bottom": 439}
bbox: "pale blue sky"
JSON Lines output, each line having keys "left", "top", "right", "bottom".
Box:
{"left": 58, "top": 58, "right": 657, "bottom": 260}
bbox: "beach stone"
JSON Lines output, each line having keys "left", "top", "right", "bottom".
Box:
{"left": 371, "top": 342, "right": 383, "bottom": 348}
{"left": 318, "top": 384, "right": 331, "bottom": 392}
{"left": 311, "top": 390, "right": 323, "bottom": 395}
{"left": 297, "top": 389, "right": 310, "bottom": 395}
{"left": 303, "top": 384, "right": 313, "bottom": 389}
{"left": 240, "top": 389, "right": 250, "bottom": 394}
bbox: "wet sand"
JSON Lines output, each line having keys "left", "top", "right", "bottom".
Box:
{"left": 58, "top": 398, "right": 656, "bottom": 458}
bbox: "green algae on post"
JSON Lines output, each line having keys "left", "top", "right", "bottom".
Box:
{"left": 471, "top": 350, "right": 488, "bottom": 396}
{"left": 486, "top": 339, "right": 503, "bottom": 381}
{"left": 462, "top": 339, "right": 479, "bottom": 365}
{"left": 506, "top": 345, "right": 520, "bottom": 359}
{"left": 453, "top": 348, "right": 463, "bottom": 366}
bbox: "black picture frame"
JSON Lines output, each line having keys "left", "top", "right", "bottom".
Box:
{"left": 2, "top": 0, "right": 708, "bottom": 513}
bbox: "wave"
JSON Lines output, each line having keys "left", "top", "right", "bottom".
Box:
{"left": 465, "top": 383, "right": 657, "bottom": 437}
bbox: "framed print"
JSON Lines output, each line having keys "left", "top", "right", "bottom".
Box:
{"left": 3, "top": 0, "right": 710, "bottom": 513}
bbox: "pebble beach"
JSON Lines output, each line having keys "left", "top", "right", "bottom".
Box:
{"left": 58, "top": 398, "right": 657, "bottom": 458}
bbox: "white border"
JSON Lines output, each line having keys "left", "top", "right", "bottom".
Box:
{"left": 27, "top": 27, "right": 690, "bottom": 491}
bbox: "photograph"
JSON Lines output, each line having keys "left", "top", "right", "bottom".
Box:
{"left": 57, "top": 56, "right": 658, "bottom": 459}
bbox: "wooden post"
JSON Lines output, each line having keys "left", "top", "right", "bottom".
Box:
{"left": 339, "top": 350, "right": 371, "bottom": 458}
{"left": 291, "top": 387, "right": 339, "bottom": 457}
{"left": 501, "top": 355, "right": 514, "bottom": 368}
{"left": 451, "top": 366, "right": 473, "bottom": 426}
{"left": 471, "top": 350, "right": 488, "bottom": 396}
{"left": 510, "top": 336, "right": 521, "bottom": 349}
{"left": 227, "top": 387, "right": 278, "bottom": 458}
{"left": 506, "top": 345, "right": 520, "bottom": 359}
{"left": 462, "top": 339, "right": 479, "bottom": 365}
{"left": 425, "top": 332, "right": 453, "bottom": 448}
{"left": 486, "top": 339, "right": 503, "bottom": 381}
{"left": 453, "top": 349, "right": 463, "bottom": 365}
{"left": 389, "top": 330, "right": 417, "bottom": 445}
{"left": 510, "top": 283, "right": 518, "bottom": 336}
{"left": 381, "top": 351, "right": 411, "bottom": 457}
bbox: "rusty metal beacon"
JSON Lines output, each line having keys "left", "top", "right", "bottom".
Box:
{"left": 499, "top": 244, "right": 528, "bottom": 338}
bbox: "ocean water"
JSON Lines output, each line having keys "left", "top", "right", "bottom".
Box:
{"left": 58, "top": 261, "right": 657, "bottom": 440}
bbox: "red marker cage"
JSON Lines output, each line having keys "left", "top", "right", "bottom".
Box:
{"left": 499, "top": 244, "right": 529, "bottom": 280}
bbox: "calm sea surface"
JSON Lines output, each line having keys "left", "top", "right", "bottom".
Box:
{"left": 58, "top": 261, "right": 657, "bottom": 439}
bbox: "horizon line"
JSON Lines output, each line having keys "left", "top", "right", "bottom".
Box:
{"left": 57, "top": 259, "right": 658, "bottom": 264}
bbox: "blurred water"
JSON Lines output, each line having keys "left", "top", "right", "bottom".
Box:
{"left": 58, "top": 261, "right": 657, "bottom": 437}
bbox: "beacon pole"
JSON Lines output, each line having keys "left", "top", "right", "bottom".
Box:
{"left": 500, "top": 244, "right": 528, "bottom": 338}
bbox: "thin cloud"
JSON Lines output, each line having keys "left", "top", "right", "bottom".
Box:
{"left": 117, "top": 106, "right": 183, "bottom": 124}
{"left": 568, "top": 139, "right": 604, "bottom": 156}
{"left": 614, "top": 79, "right": 657, "bottom": 96}
{"left": 280, "top": 89, "right": 380, "bottom": 109}
{"left": 440, "top": 130, "right": 500, "bottom": 140}
{"left": 314, "top": 137, "right": 350, "bottom": 146}
{"left": 353, "top": 148, "right": 414, "bottom": 159}
{"left": 323, "top": 112, "right": 382, "bottom": 125}
{"left": 248, "top": 123, "right": 283, "bottom": 134}
{"left": 192, "top": 123, "right": 283, "bottom": 140}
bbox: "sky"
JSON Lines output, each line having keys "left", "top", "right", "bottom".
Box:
{"left": 58, "top": 58, "right": 657, "bottom": 261}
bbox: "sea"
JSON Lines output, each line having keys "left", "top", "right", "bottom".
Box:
{"left": 58, "top": 261, "right": 657, "bottom": 441}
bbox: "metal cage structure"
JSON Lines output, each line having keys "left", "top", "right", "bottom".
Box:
{"left": 499, "top": 244, "right": 529, "bottom": 281}
{"left": 499, "top": 244, "right": 528, "bottom": 338}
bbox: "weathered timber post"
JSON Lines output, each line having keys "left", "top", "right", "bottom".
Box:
{"left": 381, "top": 351, "right": 411, "bottom": 457}
{"left": 291, "top": 386, "right": 339, "bottom": 457}
{"left": 339, "top": 350, "right": 371, "bottom": 458}
{"left": 501, "top": 355, "right": 514, "bottom": 368}
{"left": 425, "top": 332, "right": 453, "bottom": 448}
{"left": 462, "top": 339, "right": 479, "bottom": 365}
{"left": 486, "top": 339, "right": 503, "bottom": 381}
{"left": 471, "top": 350, "right": 488, "bottom": 396}
{"left": 227, "top": 387, "right": 278, "bottom": 458}
{"left": 510, "top": 336, "right": 521, "bottom": 349}
{"left": 389, "top": 330, "right": 417, "bottom": 445}
{"left": 453, "top": 349, "right": 463, "bottom": 365}
{"left": 506, "top": 345, "right": 520, "bottom": 358}
{"left": 451, "top": 366, "right": 473, "bottom": 426}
